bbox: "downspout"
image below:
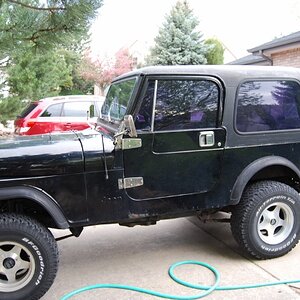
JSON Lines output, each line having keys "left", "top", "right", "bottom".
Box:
{"left": 259, "top": 50, "right": 273, "bottom": 66}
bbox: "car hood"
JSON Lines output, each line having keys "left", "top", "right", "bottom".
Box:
{"left": 0, "top": 130, "right": 115, "bottom": 179}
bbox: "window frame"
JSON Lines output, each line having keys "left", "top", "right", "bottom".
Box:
{"left": 134, "top": 75, "right": 224, "bottom": 134}
{"left": 234, "top": 78, "right": 300, "bottom": 135}
{"left": 101, "top": 76, "right": 139, "bottom": 124}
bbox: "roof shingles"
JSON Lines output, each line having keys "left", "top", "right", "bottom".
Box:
{"left": 228, "top": 31, "right": 300, "bottom": 65}
{"left": 248, "top": 31, "right": 300, "bottom": 53}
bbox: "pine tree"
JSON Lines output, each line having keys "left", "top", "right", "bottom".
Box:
{"left": 7, "top": 49, "right": 73, "bottom": 100}
{"left": 0, "top": 0, "right": 102, "bottom": 123}
{"left": 147, "top": 0, "right": 207, "bottom": 65}
{"left": 0, "top": 0, "right": 102, "bottom": 58}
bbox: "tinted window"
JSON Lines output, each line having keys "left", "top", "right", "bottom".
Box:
{"left": 62, "top": 102, "right": 92, "bottom": 117}
{"left": 101, "top": 78, "right": 137, "bottom": 122}
{"left": 135, "top": 80, "right": 155, "bottom": 131}
{"left": 236, "top": 80, "right": 300, "bottom": 132}
{"left": 19, "top": 103, "right": 37, "bottom": 118}
{"left": 41, "top": 103, "right": 62, "bottom": 117}
{"left": 154, "top": 79, "right": 219, "bottom": 131}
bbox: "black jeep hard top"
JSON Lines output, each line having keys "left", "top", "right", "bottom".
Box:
{"left": 1, "top": 65, "right": 300, "bottom": 300}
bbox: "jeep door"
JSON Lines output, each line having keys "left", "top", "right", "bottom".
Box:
{"left": 123, "top": 76, "right": 226, "bottom": 200}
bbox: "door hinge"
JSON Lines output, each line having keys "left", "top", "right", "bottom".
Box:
{"left": 118, "top": 177, "right": 144, "bottom": 189}
{"left": 122, "top": 138, "right": 142, "bottom": 150}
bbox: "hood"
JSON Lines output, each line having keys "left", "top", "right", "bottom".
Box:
{"left": 0, "top": 132, "right": 83, "bottom": 179}
{"left": 76, "top": 128, "right": 115, "bottom": 154}
{"left": 0, "top": 130, "right": 116, "bottom": 180}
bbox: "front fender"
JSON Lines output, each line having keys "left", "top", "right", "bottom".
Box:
{"left": 0, "top": 185, "right": 69, "bottom": 229}
{"left": 230, "top": 156, "right": 300, "bottom": 205}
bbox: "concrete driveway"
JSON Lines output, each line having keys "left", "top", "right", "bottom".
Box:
{"left": 44, "top": 217, "right": 300, "bottom": 300}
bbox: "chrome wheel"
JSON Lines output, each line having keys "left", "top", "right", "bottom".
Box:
{"left": 0, "top": 241, "right": 35, "bottom": 292}
{"left": 257, "top": 202, "right": 294, "bottom": 245}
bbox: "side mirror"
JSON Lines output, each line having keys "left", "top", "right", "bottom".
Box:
{"left": 114, "top": 115, "right": 141, "bottom": 149}
{"left": 114, "top": 114, "right": 137, "bottom": 139}
{"left": 123, "top": 115, "right": 137, "bottom": 137}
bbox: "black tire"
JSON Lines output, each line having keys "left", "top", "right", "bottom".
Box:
{"left": 231, "top": 181, "right": 300, "bottom": 259}
{"left": 0, "top": 214, "right": 59, "bottom": 300}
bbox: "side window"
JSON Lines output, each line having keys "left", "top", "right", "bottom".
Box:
{"left": 135, "top": 80, "right": 155, "bottom": 131}
{"left": 236, "top": 80, "right": 300, "bottom": 132}
{"left": 154, "top": 79, "right": 219, "bottom": 131}
{"left": 41, "top": 103, "right": 63, "bottom": 117}
{"left": 62, "top": 102, "right": 92, "bottom": 118}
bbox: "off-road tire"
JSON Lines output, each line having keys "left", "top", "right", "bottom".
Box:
{"left": 0, "top": 214, "right": 59, "bottom": 300}
{"left": 231, "top": 181, "right": 300, "bottom": 259}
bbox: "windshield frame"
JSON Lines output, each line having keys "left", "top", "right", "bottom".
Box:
{"left": 100, "top": 76, "right": 139, "bottom": 124}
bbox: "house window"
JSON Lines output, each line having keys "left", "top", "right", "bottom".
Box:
{"left": 236, "top": 80, "right": 300, "bottom": 132}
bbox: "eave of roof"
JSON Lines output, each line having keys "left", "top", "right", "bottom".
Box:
{"left": 248, "top": 31, "right": 300, "bottom": 53}
{"left": 227, "top": 54, "right": 267, "bottom": 65}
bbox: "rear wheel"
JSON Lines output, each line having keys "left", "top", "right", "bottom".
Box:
{"left": 231, "top": 181, "right": 300, "bottom": 259}
{"left": 0, "top": 214, "right": 58, "bottom": 300}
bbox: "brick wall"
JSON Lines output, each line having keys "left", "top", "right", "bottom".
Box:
{"left": 271, "top": 48, "right": 300, "bottom": 67}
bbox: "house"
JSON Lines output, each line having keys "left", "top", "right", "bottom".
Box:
{"left": 228, "top": 31, "right": 300, "bottom": 67}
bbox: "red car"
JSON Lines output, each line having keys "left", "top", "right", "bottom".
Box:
{"left": 15, "top": 95, "right": 104, "bottom": 135}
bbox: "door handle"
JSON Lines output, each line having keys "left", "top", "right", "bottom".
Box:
{"left": 199, "top": 131, "right": 215, "bottom": 147}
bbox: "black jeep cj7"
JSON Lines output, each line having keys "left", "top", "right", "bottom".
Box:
{"left": 1, "top": 65, "right": 300, "bottom": 300}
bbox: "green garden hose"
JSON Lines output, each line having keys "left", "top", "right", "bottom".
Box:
{"left": 61, "top": 260, "right": 300, "bottom": 300}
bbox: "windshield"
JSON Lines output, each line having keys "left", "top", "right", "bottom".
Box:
{"left": 101, "top": 77, "right": 137, "bottom": 122}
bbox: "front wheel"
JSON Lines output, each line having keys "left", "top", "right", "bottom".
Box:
{"left": 0, "top": 214, "right": 59, "bottom": 300}
{"left": 231, "top": 181, "right": 300, "bottom": 259}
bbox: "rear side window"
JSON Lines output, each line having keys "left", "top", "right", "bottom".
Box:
{"left": 41, "top": 103, "right": 63, "bottom": 117}
{"left": 19, "top": 103, "right": 37, "bottom": 118}
{"left": 236, "top": 80, "right": 300, "bottom": 132}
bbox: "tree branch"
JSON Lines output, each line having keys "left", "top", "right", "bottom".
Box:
{"left": 7, "top": 0, "right": 66, "bottom": 11}
{"left": 28, "top": 24, "right": 71, "bottom": 42}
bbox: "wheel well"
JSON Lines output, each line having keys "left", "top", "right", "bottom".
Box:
{"left": 250, "top": 165, "right": 300, "bottom": 192}
{"left": 0, "top": 198, "right": 59, "bottom": 228}
{"left": 230, "top": 158, "right": 300, "bottom": 206}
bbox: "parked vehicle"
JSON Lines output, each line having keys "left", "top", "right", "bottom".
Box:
{"left": 1, "top": 65, "right": 300, "bottom": 299}
{"left": 14, "top": 95, "right": 104, "bottom": 135}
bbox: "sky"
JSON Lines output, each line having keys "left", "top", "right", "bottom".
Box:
{"left": 90, "top": 0, "right": 300, "bottom": 63}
